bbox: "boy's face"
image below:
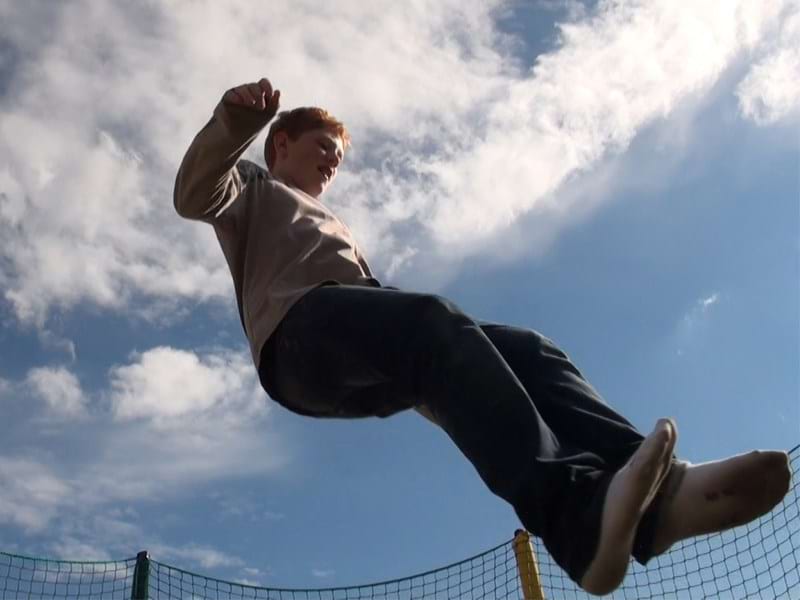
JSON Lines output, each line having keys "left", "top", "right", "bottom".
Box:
{"left": 272, "top": 128, "right": 344, "bottom": 198}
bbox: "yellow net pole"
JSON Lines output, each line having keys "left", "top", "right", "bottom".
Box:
{"left": 513, "top": 529, "right": 545, "bottom": 600}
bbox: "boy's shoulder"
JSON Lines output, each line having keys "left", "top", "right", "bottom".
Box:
{"left": 237, "top": 158, "right": 270, "bottom": 180}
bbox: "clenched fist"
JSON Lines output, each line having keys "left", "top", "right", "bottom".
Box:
{"left": 223, "top": 78, "right": 280, "bottom": 114}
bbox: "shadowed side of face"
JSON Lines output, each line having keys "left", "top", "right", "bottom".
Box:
{"left": 271, "top": 128, "right": 344, "bottom": 199}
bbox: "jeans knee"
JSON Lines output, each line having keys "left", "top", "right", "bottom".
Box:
{"left": 413, "top": 294, "right": 471, "bottom": 341}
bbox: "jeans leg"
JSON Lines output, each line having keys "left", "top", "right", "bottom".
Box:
{"left": 478, "top": 321, "right": 669, "bottom": 567}
{"left": 478, "top": 322, "right": 644, "bottom": 467}
{"left": 259, "top": 285, "right": 618, "bottom": 582}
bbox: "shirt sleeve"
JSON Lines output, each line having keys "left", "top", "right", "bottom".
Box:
{"left": 173, "top": 96, "right": 274, "bottom": 223}
{"left": 355, "top": 247, "right": 373, "bottom": 277}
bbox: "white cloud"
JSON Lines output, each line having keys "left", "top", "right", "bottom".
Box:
{"left": 26, "top": 366, "right": 88, "bottom": 419}
{"left": 0, "top": 0, "right": 512, "bottom": 328}
{"left": 47, "top": 539, "right": 113, "bottom": 562}
{"left": 0, "top": 456, "right": 72, "bottom": 531}
{"left": 109, "top": 346, "right": 265, "bottom": 426}
{"left": 234, "top": 566, "right": 273, "bottom": 587}
{"left": 151, "top": 543, "right": 245, "bottom": 570}
{"left": 418, "top": 1, "right": 789, "bottom": 248}
{"left": 88, "top": 347, "right": 284, "bottom": 504}
{"left": 736, "top": 4, "right": 800, "bottom": 125}
{"left": 683, "top": 292, "right": 721, "bottom": 328}
{"left": 0, "top": 346, "right": 289, "bottom": 541}
{"left": 675, "top": 292, "right": 722, "bottom": 356}
{"left": 0, "top": 0, "right": 794, "bottom": 329}
{"left": 210, "top": 491, "right": 286, "bottom": 522}
{"left": 700, "top": 293, "right": 720, "bottom": 310}
{"left": 43, "top": 510, "right": 252, "bottom": 573}
{"left": 0, "top": 0, "right": 793, "bottom": 575}
{"left": 312, "top": 568, "right": 336, "bottom": 578}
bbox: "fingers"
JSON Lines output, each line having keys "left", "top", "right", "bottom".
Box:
{"left": 223, "top": 78, "right": 280, "bottom": 113}
{"left": 241, "top": 84, "right": 259, "bottom": 106}
{"left": 266, "top": 88, "right": 281, "bottom": 113}
{"left": 257, "top": 77, "right": 273, "bottom": 98}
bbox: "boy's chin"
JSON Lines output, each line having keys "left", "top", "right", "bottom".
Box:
{"left": 299, "top": 181, "right": 323, "bottom": 198}
{"left": 311, "top": 183, "right": 327, "bottom": 198}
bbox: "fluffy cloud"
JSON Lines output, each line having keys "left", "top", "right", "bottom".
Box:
{"left": 109, "top": 346, "right": 265, "bottom": 427}
{"left": 0, "top": 0, "right": 795, "bottom": 328}
{"left": 0, "top": 0, "right": 512, "bottom": 328}
{"left": 736, "top": 3, "right": 800, "bottom": 124}
{"left": 26, "top": 366, "right": 88, "bottom": 419}
{"left": 149, "top": 543, "right": 245, "bottom": 570}
{"left": 0, "top": 347, "right": 286, "bottom": 536}
{"left": 420, "top": 1, "right": 792, "bottom": 246}
{"left": 0, "top": 457, "right": 72, "bottom": 531}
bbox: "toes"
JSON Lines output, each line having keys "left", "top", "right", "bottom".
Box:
{"left": 659, "top": 417, "right": 678, "bottom": 440}
{"left": 656, "top": 418, "right": 678, "bottom": 454}
{"left": 766, "top": 449, "right": 786, "bottom": 461}
{"left": 763, "top": 456, "right": 792, "bottom": 506}
{"left": 748, "top": 451, "right": 792, "bottom": 508}
{"left": 654, "top": 419, "right": 677, "bottom": 472}
{"left": 748, "top": 449, "right": 789, "bottom": 469}
{"left": 650, "top": 420, "right": 673, "bottom": 452}
{"left": 631, "top": 419, "right": 677, "bottom": 482}
{"left": 654, "top": 449, "right": 793, "bottom": 546}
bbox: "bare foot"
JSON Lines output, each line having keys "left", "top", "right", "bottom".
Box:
{"left": 651, "top": 449, "right": 792, "bottom": 556}
{"left": 579, "top": 418, "right": 677, "bottom": 596}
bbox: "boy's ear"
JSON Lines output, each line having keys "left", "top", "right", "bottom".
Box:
{"left": 267, "top": 131, "right": 288, "bottom": 168}
{"left": 273, "top": 131, "right": 290, "bottom": 153}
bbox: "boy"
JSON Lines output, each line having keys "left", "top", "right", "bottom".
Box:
{"left": 174, "top": 77, "right": 791, "bottom": 595}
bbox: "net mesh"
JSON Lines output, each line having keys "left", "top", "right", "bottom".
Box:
{"left": 0, "top": 555, "right": 135, "bottom": 599}
{"left": 2, "top": 444, "right": 798, "bottom": 599}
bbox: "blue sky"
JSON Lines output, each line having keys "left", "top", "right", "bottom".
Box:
{"left": 0, "top": 0, "right": 798, "bottom": 592}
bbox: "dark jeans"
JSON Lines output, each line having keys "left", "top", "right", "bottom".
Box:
{"left": 258, "top": 283, "right": 665, "bottom": 583}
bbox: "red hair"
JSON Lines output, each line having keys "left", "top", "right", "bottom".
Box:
{"left": 264, "top": 107, "right": 351, "bottom": 170}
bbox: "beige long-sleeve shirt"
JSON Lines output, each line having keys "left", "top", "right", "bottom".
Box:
{"left": 174, "top": 97, "right": 379, "bottom": 368}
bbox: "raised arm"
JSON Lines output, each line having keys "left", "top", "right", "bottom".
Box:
{"left": 174, "top": 78, "right": 281, "bottom": 222}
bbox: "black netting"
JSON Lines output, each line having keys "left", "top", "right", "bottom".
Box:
{"left": 0, "top": 554, "right": 135, "bottom": 599}
{"left": 2, "top": 445, "right": 798, "bottom": 599}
